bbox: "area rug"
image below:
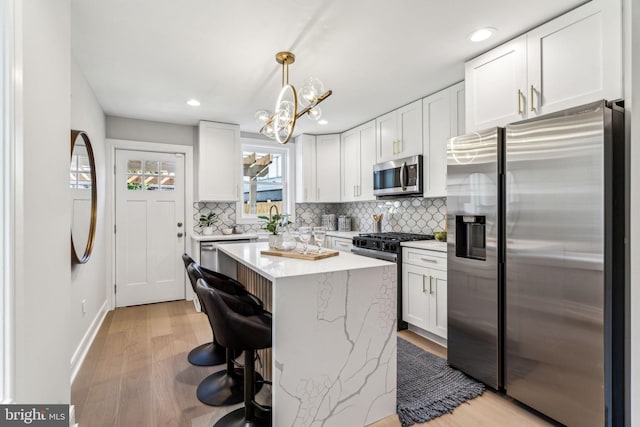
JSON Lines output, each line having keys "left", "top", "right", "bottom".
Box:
{"left": 397, "top": 337, "right": 485, "bottom": 426}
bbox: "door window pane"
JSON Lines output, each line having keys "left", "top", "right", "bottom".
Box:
{"left": 126, "top": 159, "right": 175, "bottom": 191}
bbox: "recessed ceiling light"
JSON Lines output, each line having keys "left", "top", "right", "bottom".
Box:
{"left": 318, "top": 119, "right": 328, "bottom": 125}
{"left": 186, "top": 99, "right": 200, "bottom": 107}
{"left": 468, "top": 28, "right": 496, "bottom": 42}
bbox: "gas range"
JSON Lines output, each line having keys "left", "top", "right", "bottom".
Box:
{"left": 352, "top": 232, "right": 435, "bottom": 254}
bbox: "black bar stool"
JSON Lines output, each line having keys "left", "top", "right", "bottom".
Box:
{"left": 182, "top": 253, "right": 226, "bottom": 366}
{"left": 187, "top": 263, "right": 264, "bottom": 406}
{"left": 196, "top": 279, "right": 272, "bottom": 427}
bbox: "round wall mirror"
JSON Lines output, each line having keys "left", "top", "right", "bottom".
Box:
{"left": 70, "top": 130, "right": 97, "bottom": 264}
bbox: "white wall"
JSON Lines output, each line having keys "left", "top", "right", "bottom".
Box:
{"left": 105, "top": 115, "right": 196, "bottom": 146}
{"left": 14, "top": 0, "right": 71, "bottom": 403}
{"left": 70, "top": 59, "right": 107, "bottom": 374}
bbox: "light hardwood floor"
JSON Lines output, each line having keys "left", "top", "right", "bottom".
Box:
{"left": 72, "top": 300, "right": 552, "bottom": 427}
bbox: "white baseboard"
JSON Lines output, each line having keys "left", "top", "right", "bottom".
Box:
{"left": 70, "top": 300, "right": 109, "bottom": 384}
{"left": 69, "top": 404, "right": 76, "bottom": 426}
{"left": 407, "top": 324, "right": 448, "bottom": 348}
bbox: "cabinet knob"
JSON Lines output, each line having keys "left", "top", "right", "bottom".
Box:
{"left": 177, "top": 232, "right": 184, "bottom": 238}
{"left": 177, "top": 222, "right": 183, "bottom": 227}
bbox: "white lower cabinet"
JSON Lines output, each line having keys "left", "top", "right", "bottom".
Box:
{"left": 332, "top": 237, "right": 353, "bottom": 252}
{"left": 402, "top": 247, "right": 447, "bottom": 339}
{"left": 327, "top": 236, "right": 353, "bottom": 252}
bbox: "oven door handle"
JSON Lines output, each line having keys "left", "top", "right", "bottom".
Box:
{"left": 351, "top": 247, "right": 398, "bottom": 263}
{"left": 400, "top": 162, "right": 406, "bottom": 190}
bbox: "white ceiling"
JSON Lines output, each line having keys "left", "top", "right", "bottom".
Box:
{"left": 71, "top": 0, "right": 587, "bottom": 136}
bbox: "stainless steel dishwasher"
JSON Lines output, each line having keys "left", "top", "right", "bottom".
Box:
{"left": 200, "top": 239, "right": 252, "bottom": 271}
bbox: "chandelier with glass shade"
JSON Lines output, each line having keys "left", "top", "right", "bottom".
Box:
{"left": 255, "top": 51, "right": 332, "bottom": 144}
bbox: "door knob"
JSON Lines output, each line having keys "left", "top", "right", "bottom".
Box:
{"left": 177, "top": 222, "right": 183, "bottom": 227}
{"left": 177, "top": 232, "right": 184, "bottom": 238}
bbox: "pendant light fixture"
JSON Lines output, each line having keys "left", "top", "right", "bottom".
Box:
{"left": 255, "top": 51, "right": 332, "bottom": 144}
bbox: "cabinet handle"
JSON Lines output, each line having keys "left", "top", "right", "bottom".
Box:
{"left": 429, "top": 276, "right": 434, "bottom": 294}
{"left": 422, "top": 275, "right": 427, "bottom": 293}
{"left": 397, "top": 139, "right": 402, "bottom": 154}
{"left": 530, "top": 85, "right": 536, "bottom": 112}
{"left": 353, "top": 185, "right": 356, "bottom": 197}
{"left": 317, "top": 188, "right": 320, "bottom": 201}
{"left": 517, "top": 89, "right": 523, "bottom": 115}
{"left": 420, "top": 257, "right": 438, "bottom": 263}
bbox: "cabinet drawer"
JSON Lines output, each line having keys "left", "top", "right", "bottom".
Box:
{"left": 333, "top": 238, "right": 353, "bottom": 252}
{"left": 402, "top": 248, "right": 446, "bottom": 270}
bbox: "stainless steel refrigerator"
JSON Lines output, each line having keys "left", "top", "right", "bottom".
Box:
{"left": 446, "top": 100, "right": 626, "bottom": 427}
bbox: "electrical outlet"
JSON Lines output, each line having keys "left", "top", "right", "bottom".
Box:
{"left": 82, "top": 299, "right": 86, "bottom": 314}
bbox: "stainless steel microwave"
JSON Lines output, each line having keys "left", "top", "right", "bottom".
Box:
{"left": 373, "top": 155, "right": 423, "bottom": 198}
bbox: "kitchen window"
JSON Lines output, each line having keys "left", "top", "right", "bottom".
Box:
{"left": 237, "top": 138, "right": 294, "bottom": 223}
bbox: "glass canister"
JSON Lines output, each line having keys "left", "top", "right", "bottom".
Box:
{"left": 338, "top": 215, "right": 351, "bottom": 231}
{"left": 322, "top": 214, "right": 337, "bottom": 231}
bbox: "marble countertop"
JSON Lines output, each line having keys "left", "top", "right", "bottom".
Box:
{"left": 326, "top": 230, "right": 360, "bottom": 239}
{"left": 217, "top": 241, "right": 393, "bottom": 281}
{"left": 401, "top": 240, "right": 448, "bottom": 253}
{"left": 191, "top": 233, "right": 259, "bottom": 242}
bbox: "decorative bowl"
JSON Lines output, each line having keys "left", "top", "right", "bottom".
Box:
{"left": 221, "top": 228, "right": 233, "bottom": 235}
{"left": 434, "top": 231, "right": 447, "bottom": 242}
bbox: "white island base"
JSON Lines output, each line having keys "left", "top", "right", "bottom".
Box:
{"left": 217, "top": 242, "right": 397, "bottom": 427}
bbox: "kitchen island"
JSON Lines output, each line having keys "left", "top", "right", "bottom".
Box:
{"left": 216, "top": 242, "right": 397, "bottom": 427}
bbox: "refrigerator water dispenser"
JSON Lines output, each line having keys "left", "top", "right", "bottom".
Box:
{"left": 455, "top": 215, "right": 486, "bottom": 261}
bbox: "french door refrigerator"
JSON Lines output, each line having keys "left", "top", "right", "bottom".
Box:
{"left": 447, "top": 100, "right": 626, "bottom": 427}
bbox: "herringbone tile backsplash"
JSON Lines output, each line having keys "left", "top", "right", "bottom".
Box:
{"left": 193, "top": 198, "right": 447, "bottom": 235}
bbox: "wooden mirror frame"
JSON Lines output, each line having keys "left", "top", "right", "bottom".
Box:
{"left": 70, "top": 130, "right": 98, "bottom": 264}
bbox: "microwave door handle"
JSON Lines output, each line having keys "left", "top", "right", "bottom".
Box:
{"left": 400, "top": 162, "right": 406, "bottom": 190}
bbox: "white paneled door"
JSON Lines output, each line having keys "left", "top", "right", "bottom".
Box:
{"left": 115, "top": 149, "right": 185, "bottom": 307}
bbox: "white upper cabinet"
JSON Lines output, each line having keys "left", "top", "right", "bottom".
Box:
{"left": 527, "top": 0, "right": 622, "bottom": 116}
{"left": 465, "top": 0, "right": 622, "bottom": 131}
{"left": 315, "top": 134, "right": 341, "bottom": 203}
{"left": 341, "top": 120, "right": 376, "bottom": 202}
{"left": 465, "top": 36, "right": 528, "bottom": 131}
{"left": 295, "top": 134, "right": 340, "bottom": 203}
{"left": 422, "top": 82, "right": 465, "bottom": 198}
{"left": 198, "top": 121, "right": 240, "bottom": 201}
{"left": 295, "top": 134, "right": 316, "bottom": 203}
{"left": 376, "top": 99, "right": 423, "bottom": 163}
